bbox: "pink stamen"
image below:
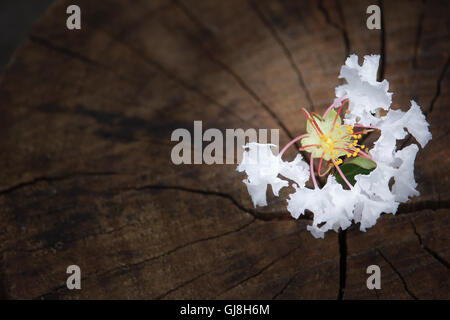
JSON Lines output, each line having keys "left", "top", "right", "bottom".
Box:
{"left": 323, "top": 97, "right": 348, "bottom": 118}
{"left": 302, "top": 108, "right": 324, "bottom": 136}
{"left": 332, "top": 158, "right": 353, "bottom": 189}
{"left": 344, "top": 145, "right": 375, "bottom": 161}
{"left": 310, "top": 156, "right": 319, "bottom": 189}
{"left": 279, "top": 134, "right": 310, "bottom": 158}
{"left": 353, "top": 124, "right": 379, "bottom": 130}
{"left": 317, "top": 153, "right": 329, "bottom": 177}
{"left": 356, "top": 149, "right": 374, "bottom": 161}
{"left": 331, "top": 100, "right": 346, "bottom": 132}
{"left": 299, "top": 144, "right": 320, "bottom": 151}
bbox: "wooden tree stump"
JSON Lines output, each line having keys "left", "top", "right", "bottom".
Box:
{"left": 0, "top": 0, "right": 448, "bottom": 299}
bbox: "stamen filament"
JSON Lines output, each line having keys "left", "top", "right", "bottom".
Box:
{"left": 302, "top": 108, "right": 324, "bottom": 136}
{"left": 279, "top": 134, "right": 310, "bottom": 158}
{"left": 354, "top": 148, "right": 374, "bottom": 161}
{"left": 299, "top": 144, "right": 320, "bottom": 151}
{"left": 318, "top": 153, "right": 324, "bottom": 176}
{"left": 332, "top": 158, "right": 353, "bottom": 189}
{"left": 310, "top": 156, "right": 319, "bottom": 189}
{"left": 344, "top": 145, "right": 375, "bottom": 161}
{"left": 323, "top": 97, "right": 348, "bottom": 118}
{"left": 353, "top": 124, "right": 379, "bottom": 130}
{"left": 318, "top": 153, "right": 333, "bottom": 177}
{"left": 331, "top": 100, "right": 347, "bottom": 132}
{"left": 311, "top": 112, "right": 324, "bottom": 121}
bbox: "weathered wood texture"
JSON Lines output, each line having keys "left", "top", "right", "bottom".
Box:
{"left": 0, "top": 0, "right": 449, "bottom": 299}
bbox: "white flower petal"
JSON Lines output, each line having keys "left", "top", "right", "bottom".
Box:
{"left": 237, "top": 143, "right": 286, "bottom": 207}
{"left": 354, "top": 164, "right": 396, "bottom": 202}
{"left": 392, "top": 144, "right": 420, "bottom": 202}
{"left": 402, "top": 100, "right": 432, "bottom": 148}
{"left": 279, "top": 154, "right": 310, "bottom": 188}
{"left": 336, "top": 54, "right": 393, "bottom": 126}
{"left": 237, "top": 143, "right": 310, "bottom": 207}
{"left": 287, "top": 176, "right": 356, "bottom": 238}
{"left": 353, "top": 193, "right": 398, "bottom": 232}
{"left": 242, "top": 179, "right": 269, "bottom": 207}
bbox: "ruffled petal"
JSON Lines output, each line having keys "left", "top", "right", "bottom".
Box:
{"left": 237, "top": 143, "right": 309, "bottom": 207}
{"left": 336, "top": 54, "right": 393, "bottom": 126}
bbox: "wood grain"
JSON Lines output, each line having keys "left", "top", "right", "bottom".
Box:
{"left": 0, "top": 0, "right": 448, "bottom": 299}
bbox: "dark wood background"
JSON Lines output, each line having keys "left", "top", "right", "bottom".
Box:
{"left": 0, "top": 0, "right": 448, "bottom": 299}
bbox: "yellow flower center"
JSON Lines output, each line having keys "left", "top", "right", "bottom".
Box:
{"left": 299, "top": 108, "right": 370, "bottom": 164}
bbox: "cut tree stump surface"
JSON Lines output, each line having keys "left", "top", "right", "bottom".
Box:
{"left": 0, "top": 0, "right": 449, "bottom": 299}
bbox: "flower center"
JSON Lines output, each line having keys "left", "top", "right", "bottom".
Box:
{"left": 320, "top": 134, "right": 336, "bottom": 152}
{"left": 280, "top": 99, "right": 379, "bottom": 190}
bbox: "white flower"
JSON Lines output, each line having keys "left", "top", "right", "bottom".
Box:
{"left": 236, "top": 54, "right": 432, "bottom": 238}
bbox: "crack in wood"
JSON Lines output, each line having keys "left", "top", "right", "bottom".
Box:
{"left": 412, "top": 0, "right": 426, "bottom": 68}
{"left": 271, "top": 271, "right": 297, "bottom": 300}
{"left": 0, "top": 221, "right": 136, "bottom": 257}
{"left": 172, "top": 0, "right": 214, "bottom": 38}
{"left": 397, "top": 198, "right": 449, "bottom": 215}
{"left": 410, "top": 221, "right": 450, "bottom": 269}
{"left": 216, "top": 243, "right": 302, "bottom": 298}
{"left": 318, "top": 0, "right": 350, "bottom": 57}
{"left": 29, "top": 34, "right": 137, "bottom": 85}
{"left": 33, "top": 218, "right": 257, "bottom": 299}
{"left": 377, "top": 0, "right": 386, "bottom": 82}
{"left": 0, "top": 171, "right": 119, "bottom": 195}
{"left": 35, "top": 284, "right": 68, "bottom": 300}
{"left": 172, "top": 0, "right": 299, "bottom": 146}
{"left": 29, "top": 35, "right": 102, "bottom": 69}
{"left": 202, "top": 45, "right": 298, "bottom": 143}
{"left": 31, "top": 32, "right": 248, "bottom": 124}
{"left": 428, "top": 57, "right": 449, "bottom": 116}
{"left": 0, "top": 171, "right": 311, "bottom": 223}
{"left": 317, "top": 1, "right": 352, "bottom": 298}
{"left": 0, "top": 255, "right": 7, "bottom": 299}
{"left": 107, "top": 36, "right": 248, "bottom": 123}
{"left": 337, "top": 229, "right": 347, "bottom": 299}
{"left": 248, "top": 0, "right": 315, "bottom": 112}
{"left": 399, "top": 56, "right": 449, "bottom": 149}
{"left": 271, "top": 255, "right": 339, "bottom": 299}
{"left": 377, "top": 249, "right": 419, "bottom": 300}
{"left": 155, "top": 269, "right": 213, "bottom": 300}
{"left": 129, "top": 184, "right": 310, "bottom": 222}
